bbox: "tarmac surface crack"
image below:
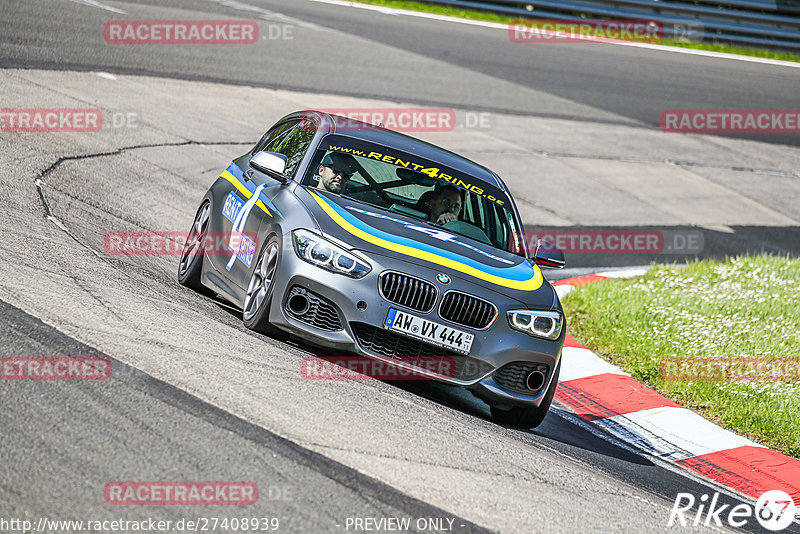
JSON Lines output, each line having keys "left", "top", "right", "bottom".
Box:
{"left": 29, "top": 140, "right": 255, "bottom": 289}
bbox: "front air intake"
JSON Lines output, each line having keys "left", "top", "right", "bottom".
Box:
{"left": 439, "top": 291, "right": 497, "bottom": 329}
{"left": 379, "top": 271, "right": 438, "bottom": 313}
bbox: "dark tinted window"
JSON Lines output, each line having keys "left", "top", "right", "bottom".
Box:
{"left": 276, "top": 123, "right": 316, "bottom": 176}
{"left": 252, "top": 120, "right": 296, "bottom": 155}
{"left": 302, "top": 136, "right": 524, "bottom": 256}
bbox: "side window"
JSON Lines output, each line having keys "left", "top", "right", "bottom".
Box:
{"left": 464, "top": 194, "right": 486, "bottom": 229}
{"left": 490, "top": 203, "right": 505, "bottom": 248}
{"left": 275, "top": 123, "right": 316, "bottom": 177}
{"left": 506, "top": 212, "right": 524, "bottom": 256}
{"left": 252, "top": 120, "right": 297, "bottom": 155}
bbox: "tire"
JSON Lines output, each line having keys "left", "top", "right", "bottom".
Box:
{"left": 178, "top": 201, "right": 210, "bottom": 291}
{"left": 242, "top": 235, "right": 282, "bottom": 336}
{"left": 490, "top": 360, "right": 561, "bottom": 429}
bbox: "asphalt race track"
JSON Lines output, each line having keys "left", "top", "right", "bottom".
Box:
{"left": 1, "top": 1, "right": 799, "bottom": 533}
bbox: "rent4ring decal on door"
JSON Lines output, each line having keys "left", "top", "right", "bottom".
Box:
{"left": 221, "top": 192, "right": 244, "bottom": 223}
{"left": 225, "top": 185, "right": 265, "bottom": 271}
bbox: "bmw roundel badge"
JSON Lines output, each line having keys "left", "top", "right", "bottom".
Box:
{"left": 437, "top": 273, "right": 451, "bottom": 284}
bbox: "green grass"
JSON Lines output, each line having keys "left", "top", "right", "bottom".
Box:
{"left": 561, "top": 255, "right": 800, "bottom": 458}
{"left": 352, "top": 0, "right": 800, "bottom": 63}
{"left": 354, "top": 0, "right": 514, "bottom": 24}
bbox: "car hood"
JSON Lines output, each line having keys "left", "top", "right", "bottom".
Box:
{"left": 297, "top": 187, "right": 554, "bottom": 304}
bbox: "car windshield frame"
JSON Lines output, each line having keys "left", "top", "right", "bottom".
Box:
{"left": 301, "top": 134, "right": 527, "bottom": 258}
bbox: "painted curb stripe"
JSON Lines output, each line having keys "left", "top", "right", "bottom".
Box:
{"left": 596, "top": 268, "right": 648, "bottom": 278}
{"left": 607, "top": 406, "right": 762, "bottom": 458}
{"left": 563, "top": 332, "right": 585, "bottom": 349}
{"left": 308, "top": 190, "right": 545, "bottom": 291}
{"left": 553, "top": 274, "right": 610, "bottom": 298}
{"left": 677, "top": 446, "right": 800, "bottom": 505}
{"left": 558, "top": 347, "right": 629, "bottom": 382}
{"left": 557, "top": 269, "right": 800, "bottom": 505}
{"left": 552, "top": 273, "right": 608, "bottom": 287}
{"left": 557, "top": 373, "right": 682, "bottom": 420}
{"left": 554, "top": 285, "right": 574, "bottom": 298}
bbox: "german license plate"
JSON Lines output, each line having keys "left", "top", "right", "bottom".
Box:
{"left": 384, "top": 308, "right": 474, "bottom": 354}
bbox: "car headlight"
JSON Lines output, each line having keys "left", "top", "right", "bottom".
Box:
{"left": 507, "top": 310, "right": 563, "bottom": 340}
{"left": 292, "top": 230, "right": 371, "bottom": 278}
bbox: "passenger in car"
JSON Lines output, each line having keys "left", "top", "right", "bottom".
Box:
{"left": 426, "top": 185, "right": 463, "bottom": 225}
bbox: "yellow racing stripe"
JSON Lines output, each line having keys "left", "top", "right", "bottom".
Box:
{"left": 309, "top": 191, "right": 543, "bottom": 292}
{"left": 221, "top": 170, "right": 272, "bottom": 217}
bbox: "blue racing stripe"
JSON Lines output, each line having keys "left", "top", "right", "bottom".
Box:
{"left": 226, "top": 162, "right": 284, "bottom": 218}
{"left": 320, "top": 195, "right": 534, "bottom": 282}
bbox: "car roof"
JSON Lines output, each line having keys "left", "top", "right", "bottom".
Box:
{"left": 296, "top": 110, "right": 508, "bottom": 193}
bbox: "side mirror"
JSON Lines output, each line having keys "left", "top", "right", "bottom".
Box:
{"left": 531, "top": 238, "right": 565, "bottom": 269}
{"left": 250, "top": 151, "right": 290, "bottom": 184}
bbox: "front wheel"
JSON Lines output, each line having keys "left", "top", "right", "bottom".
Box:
{"left": 490, "top": 360, "right": 561, "bottom": 429}
{"left": 178, "top": 201, "right": 210, "bottom": 291}
{"left": 242, "top": 236, "right": 282, "bottom": 335}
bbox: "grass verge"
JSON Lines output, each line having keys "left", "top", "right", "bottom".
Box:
{"left": 351, "top": 0, "right": 800, "bottom": 63}
{"left": 561, "top": 255, "right": 800, "bottom": 458}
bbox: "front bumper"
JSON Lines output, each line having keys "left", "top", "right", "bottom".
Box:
{"left": 267, "top": 233, "right": 564, "bottom": 408}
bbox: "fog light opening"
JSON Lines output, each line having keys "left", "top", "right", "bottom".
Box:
{"left": 526, "top": 370, "right": 546, "bottom": 391}
{"left": 288, "top": 294, "right": 310, "bottom": 316}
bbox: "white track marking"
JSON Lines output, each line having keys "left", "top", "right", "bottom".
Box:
{"left": 65, "top": 0, "right": 126, "bottom": 14}
{"left": 206, "top": 0, "right": 320, "bottom": 28}
{"left": 95, "top": 72, "right": 118, "bottom": 80}
{"left": 595, "top": 267, "right": 648, "bottom": 278}
{"left": 555, "top": 267, "right": 647, "bottom": 298}
{"left": 559, "top": 346, "right": 630, "bottom": 382}
{"left": 605, "top": 406, "right": 764, "bottom": 458}
{"left": 550, "top": 407, "right": 646, "bottom": 457}
{"left": 309, "top": 0, "right": 800, "bottom": 69}
{"left": 47, "top": 216, "right": 69, "bottom": 232}
{"left": 552, "top": 408, "right": 769, "bottom": 516}
{"left": 554, "top": 284, "right": 574, "bottom": 298}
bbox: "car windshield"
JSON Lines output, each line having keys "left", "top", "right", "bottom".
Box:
{"left": 302, "top": 135, "right": 526, "bottom": 257}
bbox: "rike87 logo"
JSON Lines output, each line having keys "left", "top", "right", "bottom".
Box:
{"left": 669, "top": 490, "right": 797, "bottom": 531}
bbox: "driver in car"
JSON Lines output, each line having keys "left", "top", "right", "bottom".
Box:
{"left": 315, "top": 152, "right": 356, "bottom": 194}
{"left": 427, "top": 185, "right": 463, "bottom": 225}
